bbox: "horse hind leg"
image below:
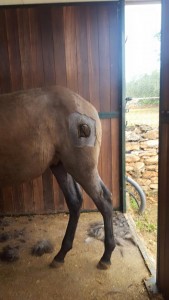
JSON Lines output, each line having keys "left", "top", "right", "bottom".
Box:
{"left": 50, "top": 162, "right": 83, "bottom": 268}
{"left": 77, "top": 169, "right": 116, "bottom": 269}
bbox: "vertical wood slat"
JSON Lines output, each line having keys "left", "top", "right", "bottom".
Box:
{"left": 75, "top": 6, "right": 92, "bottom": 210}
{"left": 17, "top": 8, "right": 32, "bottom": 89}
{"left": 12, "top": 185, "right": 24, "bottom": 213}
{"left": 86, "top": 6, "right": 100, "bottom": 111}
{"left": 100, "top": 119, "right": 112, "bottom": 191}
{"left": 52, "top": 7, "right": 67, "bottom": 210}
{"left": 5, "top": 8, "right": 25, "bottom": 213}
{"left": 52, "top": 7, "right": 67, "bottom": 86}
{"left": 29, "top": 7, "right": 45, "bottom": 213}
{"left": 53, "top": 176, "right": 63, "bottom": 212}
{"left": 39, "top": 6, "right": 56, "bottom": 85}
{"left": 43, "top": 169, "right": 55, "bottom": 213}
{"left": 33, "top": 177, "right": 44, "bottom": 213}
{"left": 22, "top": 181, "right": 34, "bottom": 213}
{"left": 29, "top": 7, "right": 45, "bottom": 87}
{"left": 2, "top": 187, "right": 13, "bottom": 214}
{"left": 75, "top": 6, "right": 89, "bottom": 100}
{"left": 98, "top": 5, "right": 111, "bottom": 113}
{"left": 109, "top": 4, "right": 120, "bottom": 112}
{"left": 97, "top": 6, "right": 112, "bottom": 204}
{"left": 5, "top": 8, "right": 23, "bottom": 91}
{"left": 0, "top": 10, "right": 11, "bottom": 93}
{"left": 158, "top": 124, "right": 169, "bottom": 296}
{"left": 63, "top": 6, "right": 78, "bottom": 92}
{"left": 85, "top": 6, "right": 101, "bottom": 210}
{"left": 111, "top": 119, "right": 120, "bottom": 208}
{"left": 0, "top": 189, "right": 4, "bottom": 214}
{"left": 0, "top": 3, "right": 121, "bottom": 214}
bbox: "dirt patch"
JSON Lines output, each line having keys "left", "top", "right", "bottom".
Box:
{"left": 0, "top": 212, "right": 150, "bottom": 300}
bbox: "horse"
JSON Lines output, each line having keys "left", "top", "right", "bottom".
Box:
{"left": 0, "top": 86, "right": 115, "bottom": 269}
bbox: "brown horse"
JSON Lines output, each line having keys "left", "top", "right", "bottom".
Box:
{"left": 0, "top": 86, "right": 115, "bottom": 269}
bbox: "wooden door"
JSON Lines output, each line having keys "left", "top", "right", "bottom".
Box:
{"left": 0, "top": 1, "right": 124, "bottom": 215}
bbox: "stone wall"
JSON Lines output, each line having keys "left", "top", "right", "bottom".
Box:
{"left": 126, "top": 124, "right": 159, "bottom": 193}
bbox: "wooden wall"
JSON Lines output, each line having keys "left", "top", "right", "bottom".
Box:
{"left": 0, "top": 2, "right": 122, "bottom": 214}
{"left": 157, "top": 0, "right": 169, "bottom": 297}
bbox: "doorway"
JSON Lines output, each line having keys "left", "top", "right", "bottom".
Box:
{"left": 125, "top": 3, "right": 161, "bottom": 267}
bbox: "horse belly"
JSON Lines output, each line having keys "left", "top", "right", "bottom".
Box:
{"left": 0, "top": 135, "right": 55, "bottom": 187}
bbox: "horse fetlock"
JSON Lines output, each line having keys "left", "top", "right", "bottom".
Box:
{"left": 97, "top": 259, "right": 111, "bottom": 270}
{"left": 50, "top": 258, "right": 64, "bottom": 269}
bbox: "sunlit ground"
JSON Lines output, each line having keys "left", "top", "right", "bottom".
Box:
{"left": 126, "top": 106, "right": 159, "bottom": 126}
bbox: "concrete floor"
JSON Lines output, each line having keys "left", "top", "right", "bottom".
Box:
{"left": 0, "top": 212, "right": 150, "bottom": 300}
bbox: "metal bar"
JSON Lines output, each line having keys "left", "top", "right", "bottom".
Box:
{"left": 118, "top": 0, "right": 126, "bottom": 213}
{"left": 98, "top": 111, "right": 119, "bottom": 119}
{"left": 132, "top": 97, "right": 159, "bottom": 100}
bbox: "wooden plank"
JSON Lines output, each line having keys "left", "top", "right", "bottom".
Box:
{"left": 86, "top": 5, "right": 100, "bottom": 111}
{"left": 39, "top": 6, "right": 56, "bottom": 85}
{"left": 51, "top": 7, "right": 67, "bottom": 211}
{"left": 75, "top": 6, "right": 96, "bottom": 210}
{"left": 97, "top": 5, "right": 111, "bottom": 112}
{"left": 52, "top": 175, "right": 65, "bottom": 212}
{"left": 5, "top": 8, "right": 25, "bottom": 213}
{"left": 17, "top": 8, "right": 32, "bottom": 89}
{"left": 63, "top": 6, "right": 78, "bottom": 91}
{"left": 111, "top": 119, "right": 120, "bottom": 208}
{"left": 33, "top": 177, "right": 44, "bottom": 213}
{"left": 85, "top": 5, "right": 101, "bottom": 210}
{"left": 12, "top": 185, "right": 24, "bottom": 214}
{"left": 158, "top": 124, "right": 169, "bottom": 296}
{"left": 52, "top": 7, "right": 67, "bottom": 86}
{"left": 100, "top": 119, "right": 112, "bottom": 191}
{"left": 0, "top": 9, "right": 11, "bottom": 93}
{"left": 75, "top": 6, "right": 89, "bottom": 100}
{"left": 0, "top": 189, "right": 4, "bottom": 214}
{"left": 42, "top": 169, "right": 55, "bottom": 213}
{"left": 2, "top": 187, "right": 13, "bottom": 214}
{"left": 83, "top": 190, "right": 96, "bottom": 211}
{"left": 109, "top": 4, "right": 119, "bottom": 112}
{"left": 5, "top": 8, "right": 23, "bottom": 91}
{"left": 22, "top": 181, "right": 34, "bottom": 214}
{"left": 29, "top": 7, "right": 45, "bottom": 87}
{"left": 26, "top": 7, "right": 45, "bottom": 213}
{"left": 28, "top": 7, "right": 45, "bottom": 213}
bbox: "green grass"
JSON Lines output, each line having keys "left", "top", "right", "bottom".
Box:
{"left": 136, "top": 216, "right": 157, "bottom": 233}
{"left": 129, "top": 196, "right": 157, "bottom": 234}
{"left": 130, "top": 197, "right": 138, "bottom": 211}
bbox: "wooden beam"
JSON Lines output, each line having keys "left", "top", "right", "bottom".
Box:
{"left": 0, "top": 0, "right": 118, "bottom": 6}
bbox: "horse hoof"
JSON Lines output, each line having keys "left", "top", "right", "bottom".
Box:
{"left": 50, "top": 259, "right": 64, "bottom": 269}
{"left": 97, "top": 260, "right": 111, "bottom": 270}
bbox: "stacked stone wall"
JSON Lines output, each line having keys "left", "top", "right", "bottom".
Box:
{"left": 126, "top": 124, "right": 159, "bottom": 193}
